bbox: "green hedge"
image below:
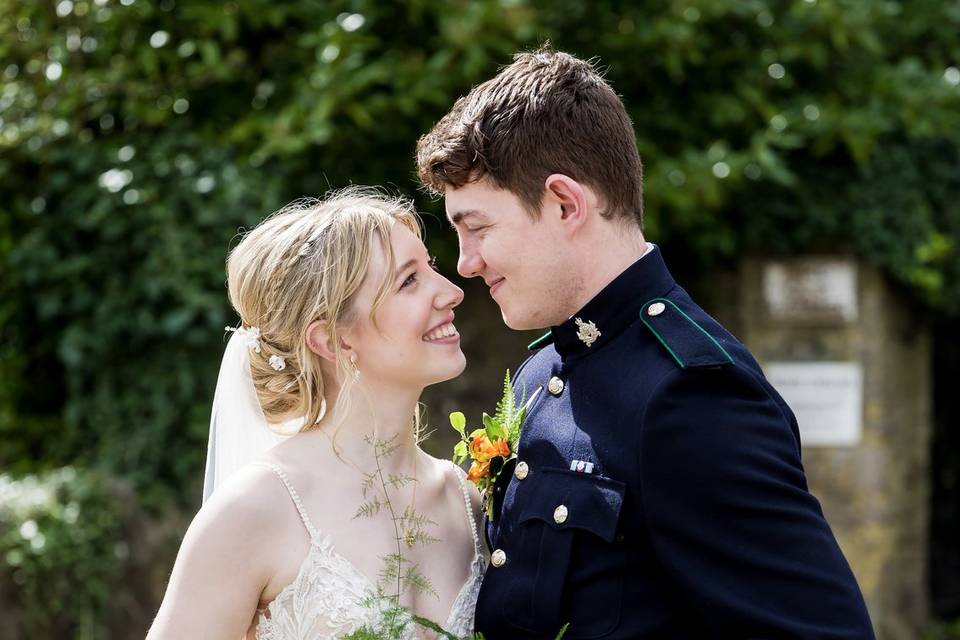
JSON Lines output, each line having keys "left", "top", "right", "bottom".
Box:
{"left": 0, "top": 467, "right": 124, "bottom": 638}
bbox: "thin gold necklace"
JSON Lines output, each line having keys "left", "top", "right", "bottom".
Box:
{"left": 321, "top": 430, "right": 419, "bottom": 515}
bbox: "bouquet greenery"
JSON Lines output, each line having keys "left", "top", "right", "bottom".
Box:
{"left": 449, "top": 371, "right": 531, "bottom": 520}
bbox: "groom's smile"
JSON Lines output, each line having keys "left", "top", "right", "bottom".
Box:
{"left": 486, "top": 277, "right": 505, "bottom": 298}
{"left": 444, "top": 178, "right": 578, "bottom": 331}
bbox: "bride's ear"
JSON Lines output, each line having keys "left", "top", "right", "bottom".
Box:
{"left": 306, "top": 320, "right": 338, "bottom": 363}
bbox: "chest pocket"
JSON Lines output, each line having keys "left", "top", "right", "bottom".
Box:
{"left": 506, "top": 467, "right": 627, "bottom": 638}
{"left": 517, "top": 467, "right": 625, "bottom": 542}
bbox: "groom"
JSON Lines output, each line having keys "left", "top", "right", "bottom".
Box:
{"left": 417, "top": 47, "right": 875, "bottom": 639}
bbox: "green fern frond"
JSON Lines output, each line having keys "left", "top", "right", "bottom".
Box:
{"left": 411, "top": 615, "right": 463, "bottom": 640}
{"left": 343, "top": 626, "right": 382, "bottom": 640}
{"left": 360, "top": 472, "right": 377, "bottom": 497}
{"left": 503, "top": 369, "right": 515, "bottom": 420}
{"left": 401, "top": 528, "right": 441, "bottom": 548}
{"left": 396, "top": 505, "right": 436, "bottom": 528}
{"left": 402, "top": 565, "right": 436, "bottom": 597}
{"left": 493, "top": 369, "right": 515, "bottom": 426}
{"left": 386, "top": 473, "right": 416, "bottom": 490}
{"left": 353, "top": 498, "right": 383, "bottom": 519}
{"left": 375, "top": 435, "right": 402, "bottom": 458}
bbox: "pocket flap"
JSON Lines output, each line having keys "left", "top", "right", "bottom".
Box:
{"left": 516, "top": 466, "right": 626, "bottom": 543}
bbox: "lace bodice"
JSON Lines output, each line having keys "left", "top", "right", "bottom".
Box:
{"left": 255, "top": 462, "right": 484, "bottom": 640}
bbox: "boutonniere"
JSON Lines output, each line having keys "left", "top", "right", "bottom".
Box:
{"left": 450, "top": 371, "right": 538, "bottom": 520}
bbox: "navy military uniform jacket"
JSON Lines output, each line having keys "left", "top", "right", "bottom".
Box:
{"left": 474, "top": 247, "right": 874, "bottom": 639}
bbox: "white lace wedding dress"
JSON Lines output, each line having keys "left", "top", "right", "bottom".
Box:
{"left": 254, "top": 461, "right": 484, "bottom": 640}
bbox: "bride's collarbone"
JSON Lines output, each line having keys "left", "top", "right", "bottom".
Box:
{"left": 254, "top": 461, "right": 476, "bottom": 621}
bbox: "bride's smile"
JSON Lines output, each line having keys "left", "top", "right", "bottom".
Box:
{"left": 333, "top": 221, "right": 466, "bottom": 397}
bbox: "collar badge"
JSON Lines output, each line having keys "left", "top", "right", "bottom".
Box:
{"left": 574, "top": 317, "right": 601, "bottom": 347}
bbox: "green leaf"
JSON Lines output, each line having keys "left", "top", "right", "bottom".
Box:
{"left": 482, "top": 412, "right": 505, "bottom": 441}
{"left": 453, "top": 440, "right": 468, "bottom": 463}
{"left": 449, "top": 411, "right": 466, "bottom": 436}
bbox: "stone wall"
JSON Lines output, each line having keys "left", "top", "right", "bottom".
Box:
{"left": 728, "top": 256, "right": 932, "bottom": 640}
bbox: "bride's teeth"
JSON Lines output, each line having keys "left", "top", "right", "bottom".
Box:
{"left": 424, "top": 323, "right": 456, "bottom": 341}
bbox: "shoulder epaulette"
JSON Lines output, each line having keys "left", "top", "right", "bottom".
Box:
{"left": 527, "top": 331, "right": 553, "bottom": 351}
{"left": 639, "top": 298, "right": 734, "bottom": 369}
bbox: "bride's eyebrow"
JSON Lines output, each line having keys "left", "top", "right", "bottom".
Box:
{"left": 394, "top": 258, "right": 417, "bottom": 279}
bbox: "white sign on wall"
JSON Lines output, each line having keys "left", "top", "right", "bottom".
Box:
{"left": 763, "top": 259, "right": 858, "bottom": 322}
{"left": 765, "top": 362, "right": 863, "bottom": 447}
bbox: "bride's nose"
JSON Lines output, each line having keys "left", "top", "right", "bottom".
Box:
{"left": 435, "top": 278, "right": 464, "bottom": 310}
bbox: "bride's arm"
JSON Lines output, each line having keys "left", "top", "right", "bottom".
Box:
{"left": 146, "top": 469, "right": 279, "bottom": 639}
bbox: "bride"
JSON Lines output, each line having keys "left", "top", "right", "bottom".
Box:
{"left": 148, "top": 188, "right": 484, "bottom": 639}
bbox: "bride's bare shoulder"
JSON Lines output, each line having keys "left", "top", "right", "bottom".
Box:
{"left": 427, "top": 456, "right": 481, "bottom": 514}
{"left": 190, "top": 464, "right": 292, "bottom": 547}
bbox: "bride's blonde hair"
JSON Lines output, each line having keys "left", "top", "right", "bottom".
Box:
{"left": 226, "top": 186, "right": 422, "bottom": 430}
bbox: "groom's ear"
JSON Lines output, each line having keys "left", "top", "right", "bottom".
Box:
{"left": 306, "top": 320, "right": 338, "bottom": 363}
{"left": 544, "top": 174, "right": 588, "bottom": 236}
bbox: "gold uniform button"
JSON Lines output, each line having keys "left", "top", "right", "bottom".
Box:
{"left": 647, "top": 302, "right": 666, "bottom": 317}
{"left": 548, "top": 376, "right": 565, "bottom": 396}
{"left": 553, "top": 504, "right": 568, "bottom": 524}
{"left": 491, "top": 549, "right": 507, "bottom": 567}
{"left": 515, "top": 461, "right": 530, "bottom": 480}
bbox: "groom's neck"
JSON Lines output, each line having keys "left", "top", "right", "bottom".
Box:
{"left": 564, "top": 221, "right": 647, "bottom": 317}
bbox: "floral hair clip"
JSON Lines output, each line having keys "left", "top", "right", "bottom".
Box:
{"left": 268, "top": 354, "right": 286, "bottom": 371}
{"left": 225, "top": 325, "right": 262, "bottom": 353}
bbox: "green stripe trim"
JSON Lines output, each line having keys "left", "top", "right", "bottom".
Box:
{"left": 661, "top": 299, "right": 735, "bottom": 363}
{"left": 642, "top": 298, "right": 735, "bottom": 365}
{"left": 527, "top": 331, "right": 553, "bottom": 350}
{"left": 639, "top": 313, "right": 686, "bottom": 368}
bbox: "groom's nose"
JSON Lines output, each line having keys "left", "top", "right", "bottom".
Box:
{"left": 456, "top": 237, "right": 484, "bottom": 279}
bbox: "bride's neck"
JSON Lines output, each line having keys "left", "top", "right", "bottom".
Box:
{"left": 312, "top": 381, "right": 424, "bottom": 475}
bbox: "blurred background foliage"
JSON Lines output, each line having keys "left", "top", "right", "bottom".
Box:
{"left": 0, "top": 468, "right": 124, "bottom": 638}
{"left": 1, "top": 0, "right": 959, "bottom": 636}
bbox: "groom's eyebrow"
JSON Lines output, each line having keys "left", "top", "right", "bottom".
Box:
{"left": 448, "top": 210, "right": 483, "bottom": 226}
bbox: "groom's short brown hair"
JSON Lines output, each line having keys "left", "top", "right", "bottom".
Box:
{"left": 416, "top": 46, "right": 644, "bottom": 227}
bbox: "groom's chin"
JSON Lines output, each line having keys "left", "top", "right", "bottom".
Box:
{"left": 500, "top": 309, "right": 541, "bottom": 332}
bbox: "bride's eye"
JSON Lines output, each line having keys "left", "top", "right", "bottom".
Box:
{"left": 429, "top": 255, "right": 439, "bottom": 272}
{"left": 400, "top": 272, "right": 417, "bottom": 290}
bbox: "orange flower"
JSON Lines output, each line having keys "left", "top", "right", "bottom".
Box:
{"left": 467, "top": 460, "right": 491, "bottom": 483}
{"left": 468, "top": 429, "right": 499, "bottom": 463}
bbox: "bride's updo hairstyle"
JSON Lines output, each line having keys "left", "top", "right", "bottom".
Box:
{"left": 226, "top": 187, "right": 422, "bottom": 429}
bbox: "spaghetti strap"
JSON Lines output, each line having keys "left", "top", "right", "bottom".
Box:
{"left": 450, "top": 462, "right": 483, "bottom": 557}
{"left": 258, "top": 462, "right": 321, "bottom": 540}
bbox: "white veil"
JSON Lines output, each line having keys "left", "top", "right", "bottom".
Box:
{"left": 202, "top": 329, "right": 289, "bottom": 502}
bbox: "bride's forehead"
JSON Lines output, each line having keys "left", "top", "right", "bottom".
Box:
{"left": 361, "top": 225, "right": 422, "bottom": 282}
{"left": 389, "top": 221, "right": 423, "bottom": 250}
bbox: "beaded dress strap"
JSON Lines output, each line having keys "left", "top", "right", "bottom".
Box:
{"left": 450, "top": 462, "right": 482, "bottom": 557}
{"left": 258, "top": 462, "right": 320, "bottom": 540}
